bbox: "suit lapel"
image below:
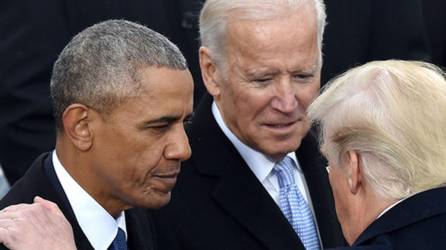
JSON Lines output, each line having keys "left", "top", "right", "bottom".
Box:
{"left": 42, "top": 153, "right": 95, "bottom": 250}
{"left": 211, "top": 156, "right": 304, "bottom": 250}
{"left": 45, "top": 154, "right": 157, "bottom": 250}
{"left": 190, "top": 96, "right": 304, "bottom": 250}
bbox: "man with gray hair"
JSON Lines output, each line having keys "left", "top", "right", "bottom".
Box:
{"left": 0, "top": 19, "right": 194, "bottom": 249}
{"left": 308, "top": 60, "right": 446, "bottom": 249}
{"left": 153, "top": 0, "right": 344, "bottom": 249}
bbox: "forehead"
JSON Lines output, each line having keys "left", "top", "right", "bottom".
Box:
{"left": 224, "top": 5, "right": 319, "bottom": 71}
{"left": 111, "top": 67, "right": 194, "bottom": 117}
{"left": 137, "top": 66, "right": 193, "bottom": 95}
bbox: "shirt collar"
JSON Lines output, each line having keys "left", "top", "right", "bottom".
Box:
{"left": 211, "top": 102, "right": 301, "bottom": 181}
{"left": 376, "top": 195, "right": 412, "bottom": 219}
{"left": 52, "top": 151, "right": 127, "bottom": 249}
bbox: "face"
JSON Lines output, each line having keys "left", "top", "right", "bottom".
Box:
{"left": 321, "top": 142, "right": 356, "bottom": 245}
{"left": 212, "top": 6, "right": 320, "bottom": 160}
{"left": 89, "top": 67, "right": 193, "bottom": 214}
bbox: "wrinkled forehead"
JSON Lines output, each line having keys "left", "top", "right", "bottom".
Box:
{"left": 224, "top": 0, "right": 313, "bottom": 22}
{"left": 223, "top": 19, "right": 320, "bottom": 76}
{"left": 224, "top": 6, "right": 319, "bottom": 58}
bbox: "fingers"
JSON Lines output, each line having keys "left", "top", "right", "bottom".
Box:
{"left": 1, "top": 203, "right": 34, "bottom": 214}
{"left": 33, "top": 196, "right": 62, "bottom": 215}
{"left": 0, "top": 226, "right": 15, "bottom": 249}
{"left": 0, "top": 199, "right": 77, "bottom": 250}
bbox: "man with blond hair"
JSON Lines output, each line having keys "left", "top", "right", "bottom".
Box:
{"left": 309, "top": 60, "right": 446, "bottom": 249}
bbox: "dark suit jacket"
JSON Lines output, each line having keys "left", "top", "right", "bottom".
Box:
{"left": 0, "top": 152, "right": 156, "bottom": 250}
{"left": 329, "top": 187, "right": 446, "bottom": 250}
{"left": 322, "top": 0, "right": 430, "bottom": 85}
{"left": 153, "top": 95, "right": 344, "bottom": 250}
{"left": 0, "top": 0, "right": 201, "bottom": 184}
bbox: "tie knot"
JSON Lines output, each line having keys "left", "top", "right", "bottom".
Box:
{"left": 274, "top": 156, "right": 296, "bottom": 188}
{"left": 110, "top": 227, "right": 127, "bottom": 250}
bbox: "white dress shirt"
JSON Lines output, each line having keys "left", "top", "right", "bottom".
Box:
{"left": 52, "top": 151, "right": 127, "bottom": 250}
{"left": 213, "top": 103, "right": 323, "bottom": 247}
{"left": 211, "top": 102, "right": 314, "bottom": 207}
{"left": 377, "top": 197, "right": 407, "bottom": 219}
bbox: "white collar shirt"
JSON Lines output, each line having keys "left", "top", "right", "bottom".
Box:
{"left": 52, "top": 151, "right": 127, "bottom": 250}
{"left": 211, "top": 102, "right": 314, "bottom": 206}
{"left": 377, "top": 195, "right": 411, "bottom": 219}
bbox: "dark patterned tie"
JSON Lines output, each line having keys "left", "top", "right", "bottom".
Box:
{"left": 109, "top": 228, "right": 128, "bottom": 250}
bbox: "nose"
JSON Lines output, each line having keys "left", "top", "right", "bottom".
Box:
{"left": 165, "top": 125, "right": 192, "bottom": 161}
{"left": 270, "top": 78, "right": 298, "bottom": 113}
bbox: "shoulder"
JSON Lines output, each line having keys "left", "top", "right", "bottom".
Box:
{"left": 0, "top": 153, "right": 52, "bottom": 209}
{"left": 353, "top": 188, "right": 446, "bottom": 249}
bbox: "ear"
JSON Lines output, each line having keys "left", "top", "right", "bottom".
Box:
{"left": 346, "top": 150, "right": 362, "bottom": 195}
{"left": 199, "top": 46, "right": 222, "bottom": 97}
{"left": 62, "top": 104, "right": 94, "bottom": 151}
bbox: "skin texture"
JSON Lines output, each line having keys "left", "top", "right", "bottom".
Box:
{"left": 322, "top": 143, "right": 393, "bottom": 245}
{"left": 200, "top": 3, "right": 321, "bottom": 161}
{"left": 0, "top": 67, "right": 194, "bottom": 248}
{"left": 0, "top": 197, "right": 76, "bottom": 250}
{"left": 60, "top": 67, "right": 194, "bottom": 216}
{"left": 324, "top": 154, "right": 357, "bottom": 244}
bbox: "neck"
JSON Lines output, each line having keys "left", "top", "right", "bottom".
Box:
{"left": 55, "top": 138, "right": 126, "bottom": 218}
{"left": 345, "top": 188, "right": 395, "bottom": 245}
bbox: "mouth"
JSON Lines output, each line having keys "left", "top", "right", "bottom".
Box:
{"left": 152, "top": 169, "right": 181, "bottom": 192}
{"left": 263, "top": 118, "right": 302, "bottom": 131}
{"left": 153, "top": 169, "right": 180, "bottom": 178}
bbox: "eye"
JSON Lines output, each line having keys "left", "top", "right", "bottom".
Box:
{"left": 251, "top": 77, "right": 273, "bottom": 87}
{"left": 145, "top": 123, "right": 171, "bottom": 134}
{"left": 292, "top": 73, "right": 314, "bottom": 82}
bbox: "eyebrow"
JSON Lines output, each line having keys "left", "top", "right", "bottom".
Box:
{"left": 245, "top": 69, "right": 278, "bottom": 77}
{"left": 143, "top": 116, "right": 180, "bottom": 127}
{"left": 291, "top": 64, "right": 319, "bottom": 74}
{"left": 244, "top": 64, "right": 320, "bottom": 77}
{"left": 144, "top": 112, "right": 194, "bottom": 125}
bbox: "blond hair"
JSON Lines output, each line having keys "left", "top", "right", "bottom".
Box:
{"left": 308, "top": 60, "right": 446, "bottom": 200}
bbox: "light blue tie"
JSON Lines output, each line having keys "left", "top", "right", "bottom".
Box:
{"left": 109, "top": 227, "right": 128, "bottom": 250}
{"left": 274, "top": 156, "right": 320, "bottom": 250}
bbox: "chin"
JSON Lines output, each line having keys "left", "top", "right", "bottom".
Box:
{"left": 136, "top": 193, "right": 172, "bottom": 209}
{"left": 262, "top": 147, "right": 294, "bottom": 161}
{"left": 272, "top": 141, "right": 302, "bottom": 155}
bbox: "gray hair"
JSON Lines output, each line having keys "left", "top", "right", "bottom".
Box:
{"left": 308, "top": 60, "right": 446, "bottom": 200}
{"left": 50, "top": 19, "right": 187, "bottom": 130}
{"left": 199, "top": 0, "right": 326, "bottom": 67}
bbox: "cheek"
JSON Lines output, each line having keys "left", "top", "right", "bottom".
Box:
{"left": 118, "top": 141, "right": 166, "bottom": 179}
{"left": 328, "top": 172, "right": 343, "bottom": 206}
{"left": 135, "top": 143, "right": 165, "bottom": 170}
{"left": 328, "top": 173, "right": 337, "bottom": 194}
{"left": 297, "top": 83, "right": 320, "bottom": 109}
{"left": 329, "top": 171, "right": 350, "bottom": 218}
{"left": 224, "top": 89, "right": 264, "bottom": 125}
{"left": 240, "top": 92, "right": 274, "bottom": 118}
